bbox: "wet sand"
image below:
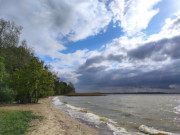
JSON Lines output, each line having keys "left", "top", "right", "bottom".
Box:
{"left": 0, "top": 97, "right": 98, "bottom": 135}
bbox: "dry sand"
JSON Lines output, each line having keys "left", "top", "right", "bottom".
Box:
{"left": 0, "top": 97, "right": 98, "bottom": 135}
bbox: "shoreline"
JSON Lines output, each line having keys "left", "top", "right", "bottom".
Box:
{"left": 0, "top": 97, "right": 98, "bottom": 135}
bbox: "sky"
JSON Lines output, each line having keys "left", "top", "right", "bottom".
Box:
{"left": 0, "top": 0, "right": 180, "bottom": 93}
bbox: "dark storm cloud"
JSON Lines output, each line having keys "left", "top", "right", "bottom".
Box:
{"left": 82, "top": 54, "right": 123, "bottom": 68}
{"left": 128, "top": 35, "right": 180, "bottom": 60}
{"left": 76, "top": 35, "right": 180, "bottom": 92}
{"left": 76, "top": 59, "right": 180, "bottom": 92}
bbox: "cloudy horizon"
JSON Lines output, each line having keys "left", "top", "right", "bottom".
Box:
{"left": 0, "top": 0, "right": 180, "bottom": 93}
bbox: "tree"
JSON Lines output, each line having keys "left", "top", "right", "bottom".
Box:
{"left": 67, "top": 82, "right": 75, "bottom": 93}
{"left": 0, "top": 19, "right": 22, "bottom": 48}
{"left": 54, "top": 78, "right": 75, "bottom": 95}
{"left": 11, "top": 58, "right": 56, "bottom": 103}
{"left": 11, "top": 57, "right": 43, "bottom": 103}
{"left": 0, "top": 18, "right": 76, "bottom": 103}
{"left": 0, "top": 19, "right": 34, "bottom": 74}
{"left": 0, "top": 57, "right": 5, "bottom": 89}
{"left": 0, "top": 56, "right": 14, "bottom": 103}
{"left": 38, "top": 67, "right": 55, "bottom": 98}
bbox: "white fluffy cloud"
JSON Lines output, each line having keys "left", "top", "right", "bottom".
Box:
{"left": 0, "top": 0, "right": 163, "bottom": 60}
{"left": 109, "top": 0, "right": 161, "bottom": 36}
{"left": 148, "top": 13, "right": 180, "bottom": 42}
{"left": 39, "top": 0, "right": 112, "bottom": 41}
{"left": 0, "top": 0, "right": 112, "bottom": 57}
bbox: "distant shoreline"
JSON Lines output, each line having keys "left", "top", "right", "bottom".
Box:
{"left": 65, "top": 92, "right": 180, "bottom": 96}
{"left": 99, "top": 92, "right": 180, "bottom": 94}
{"left": 65, "top": 93, "right": 106, "bottom": 96}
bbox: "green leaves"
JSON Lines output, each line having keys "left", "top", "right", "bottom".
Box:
{"left": 11, "top": 57, "right": 55, "bottom": 103}
{"left": 0, "top": 18, "right": 76, "bottom": 104}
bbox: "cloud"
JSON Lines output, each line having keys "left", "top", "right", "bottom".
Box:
{"left": 0, "top": 0, "right": 112, "bottom": 57}
{"left": 76, "top": 59, "right": 180, "bottom": 92}
{"left": 50, "top": 49, "right": 89, "bottom": 69}
{"left": 41, "top": 0, "right": 112, "bottom": 41}
{"left": 0, "top": 0, "right": 164, "bottom": 59}
{"left": 148, "top": 13, "right": 180, "bottom": 41}
{"left": 74, "top": 13, "right": 180, "bottom": 92}
{"left": 109, "top": 0, "right": 161, "bottom": 36}
{"left": 128, "top": 35, "right": 180, "bottom": 60}
{"left": 82, "top": 54, "right": 123, "bottom": 68}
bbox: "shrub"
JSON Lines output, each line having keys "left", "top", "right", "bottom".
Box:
{"left": 0, "top": 87, "right": 15, "bottom": 103}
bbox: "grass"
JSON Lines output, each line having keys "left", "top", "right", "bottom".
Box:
{"left": 0, "top": 110, "right": 42, "bottom": 135}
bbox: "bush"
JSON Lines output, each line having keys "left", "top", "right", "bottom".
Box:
{"left": 0, "top": 87, "right": 15, "bottom": 103}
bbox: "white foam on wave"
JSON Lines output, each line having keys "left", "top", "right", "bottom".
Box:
{"left": 173, "top": 100, "right": 180, "bottom": 116}
{"left": 66, "top": 104, "right": 82, "bottom": 111}
{"left": 173, "top": 100, "right": 180, "bottom": 126}
{"left": 174, "top": 106, "right": 180, "bottom": 114}
{"left": 66, "top": 105, "right": 102, "bottom": 125}
{"left": 107, "top": 123, "right": 131, "bottom": 135}
{"left": 139, "top": 125, "right": 179, "bottom": 135}
{"left": 52, "top": 97, "right": 63, "bottom": 106}
{"left": 64, "top": 101, "right": 133, "bottom": 135}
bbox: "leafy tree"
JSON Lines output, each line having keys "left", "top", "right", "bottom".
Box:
{"left": 38, "top": 68, "right": 55, "bottom": 98}
{"left": 0, "top": 19, "right": 22, "bottom": 48}
{"left": 0, "top": 57, "right": 5, "bottom": 85}
{"left": 54, "top": 78, "right": 75, "bottom": 95}
{"left": 11, "top": 58, "right": 44, "bottom": 103}
{"left": 0, "top": 57, "right": 14, "bottom": 103}
{"left": 11, "top": 58, "right": 56, "bottom": 103}
{"left": 0, "top": 18, "right": 76, "bottom": 103}
{"left": 0, "top": 19, "right": 33, "bottom": 74}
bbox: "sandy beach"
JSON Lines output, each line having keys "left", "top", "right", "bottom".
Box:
{"left": 0, "top": 97, "right": 98, "bottom": 135}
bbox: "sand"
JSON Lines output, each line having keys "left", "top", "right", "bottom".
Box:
{"left": 0, "top": 97, "right": 98, "bottom": 135}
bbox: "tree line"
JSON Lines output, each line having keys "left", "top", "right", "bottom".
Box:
{"left": 0, "top": 19, "right": 75, "bottom": 103}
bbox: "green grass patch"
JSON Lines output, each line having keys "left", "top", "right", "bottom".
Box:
{"left": 0, "top": 110, "right": 42, "bottom": 135}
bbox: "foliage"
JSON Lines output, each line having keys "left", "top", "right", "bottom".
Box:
{"left": 0, "top": 56, "right": 15, "bottom": 103}
{"left": 0, "top": 56, "right": 5, "bottom": 84}
{"left": 0, "top": 110, "right": 42, "bottom": 135}
{"left": 0, "top": 18, "right": 76, "bottom": 103}
{"left": 54, "top": 80, "right": 75, "bottom": 95}
{"left": 11, "top": 58, "right": 51, "bottom": 103}
{"left": 0, "top": 87, "right": 15, "bottom": 103}
{"left": 39, "top": 69, "right": 55, "bottom": 98}
{"left": 0, "top": 18, "right": 22, "bottom": 48}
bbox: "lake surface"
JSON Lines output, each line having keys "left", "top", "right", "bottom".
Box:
{"left": 53, "top": 95, "right": 180, "bottom": 135}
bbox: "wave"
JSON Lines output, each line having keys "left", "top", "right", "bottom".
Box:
{"left": 174, "top": 100, "right": 180, "bottom": 114}
{"left": 52, "top": 97, "right": 179, "bottom": 135}
{"left": 111, "top": 102, "right": 134, "bottom": 109}
{"left": 52, "top": 97, "right": 63, "bottom": 106}
{"left": 52, "top": 97, "right": 132, "bottom": 135}
{"left": 174, "top": 106, "right": 180, "bottom": 114}
{"left": 139, "top": 125, "right": 179, "bottom": 135}
{"left": 87, "top": 102, "right": 101, "bottom": 107}
{"left": 112, "top": 108, "right": 137, "bottom": 117}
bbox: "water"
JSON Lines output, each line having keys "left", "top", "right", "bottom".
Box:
{"left": 52, "top": 95, "right": 180, "bottom": 135}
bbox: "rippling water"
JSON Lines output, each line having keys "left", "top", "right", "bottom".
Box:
{"left": 52, "top": 94, "right": 180, "bottom": 135}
